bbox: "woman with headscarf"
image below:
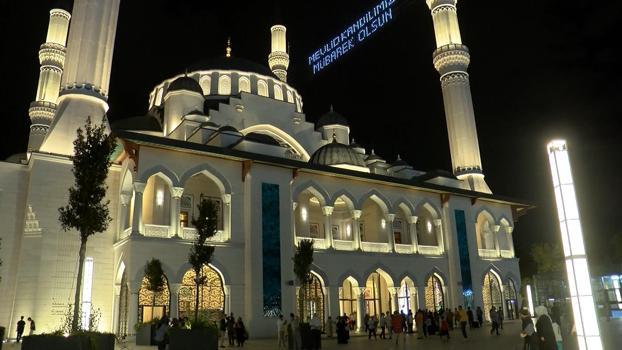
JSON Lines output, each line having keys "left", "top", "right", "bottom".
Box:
{"left": 519, "top": 309, "right": 538, "bottom": 350}
{"left": 535, "top": 305, "right": 557, "bottom": 350}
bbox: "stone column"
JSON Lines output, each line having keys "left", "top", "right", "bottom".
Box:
{"left": 356, "top": 287, "right": 366, "bottom": 332}
{"left": 409, "top": 290, "right": 418, "bottom": 312}
{"left": 112, "top": 284, "right": 121, "bottom": 334}
{"left": 352, "top": 210, "right": 362, "bottom": 251}
{"left": 409, "top": 216, "right": 419, "bottom": 253}
{"left": 131, "top": 182, "right": 146, "bottom": 236}
{"left": 170, "top": 187, "right": 184, "bottom": 238}
{"left": 128, "top": 280, "right": 141, "bottom": 336}
{"left": 223, "top": 194, "right": 232, "bottom": 241}
{"left": 327, "top": 285, "right": 341, "bottom": 319}
{"left": 322, "top": 206, "right": 334, "bottom": 249}
{"left": 493, "top": 224, "right": 501, "bottom": 257}
{"left": 434, "top": 219, "right": 445, "bottom": 254}
{"left": 169, "top": 283, "right": 181, "bottom": 319}
{"left": 118, "top": 192, "right": 132, "bottom": 238}
{"left": 506, "top": 226, "right": 515, "bottom": 257}
{"left": 386, "top": 214, "right": 396, "bottom": 253}
{"left": 388, "top": 287, "right": 399, "bottom": 313}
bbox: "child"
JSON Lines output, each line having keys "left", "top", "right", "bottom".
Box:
{"left": 439, "top": 316, "right": 450, "bottom": 342}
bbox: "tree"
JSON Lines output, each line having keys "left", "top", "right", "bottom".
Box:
{"left": 58, "top": 118, "right": 116, "bottom": 333}
{"left": 189, "top": 197, "right": 218, "bottom": 322}
{"left": 293, "top": 239, "right": 314, "bottom": 321}
{"left": 531, "top": 242, "right": 564, "bottom": 274}
{"left": 144, "top": 258, "right": 166, "bottom": 320}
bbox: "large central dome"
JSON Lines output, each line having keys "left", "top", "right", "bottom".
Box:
{"left": 187, "top": 56, "right": 278, "bottom": 79}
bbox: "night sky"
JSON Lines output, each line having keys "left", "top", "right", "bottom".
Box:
{"left": 3, "top": 0, "right": 621, "bottom": 276}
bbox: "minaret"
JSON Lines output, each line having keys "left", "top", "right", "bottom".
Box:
{"left": 40, "top": 0, "right": 121, "bottom": 156}
{"left": 268, "top": 25, "right": 289, "bottom": 82}
{"left": 27, "top": 8, "right": 71, "bottom": 153}
{"left": 426, "top": 0, "right": 491, "bottom": 193}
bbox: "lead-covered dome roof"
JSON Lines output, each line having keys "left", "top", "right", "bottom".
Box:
{"left": 316, "top": 108, "right": 349, "bottom": 129}
{"left": 310, "top": 139, "right": 366, "bottom": 167}
{"left": 188, "top": 56, "right": 277, "bottom": 79}
{"left": 168, "top": 76, "right": 203, "bottom": 94}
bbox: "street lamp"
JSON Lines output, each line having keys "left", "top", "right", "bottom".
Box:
{"left": 547, "top": 139, "right": 602, "bottom": 350}
{"left": 526, "top": 284, "right": 535, "bottom": 317}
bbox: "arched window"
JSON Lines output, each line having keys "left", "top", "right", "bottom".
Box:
{"left": 482, "top": 271, "right": 503, "bottom": 321}
{"left": 424, "top": 274, "right": 445, "bottom": 311}
{"left": 298, "top": 273, "right": 325, "bottom": 324}
{"left": 142, "top": 174, "right": 172, "bottom": 228}
{"left": 238, "top": 76, "right": 251, "bottom": 93}
{"left": 394, "top": 205, "right": 411, "bottom": 245}
{"left": 273, "top": 84, "right": 284, "bottom": 100}
{"left": 178, "top": 265, "right": 225, "bottom": 322}
{"left": 476, "top": 213, "right": 496, "bottom": 250}
{"left": 332, "top": 196, "right": 354, "bottom": 242}
{"left": 181, "top": 173, "right": 224, "bottom": 232}
{"left": 286, "top": 90, "right": 294, "bottom": 103}
{"left": 294, "top": 190, "right": 324, "bottom": 240}
{"left": 360, "top": 197, "right": 388, "bottom": 244}
{"left": 218, "top": 75, "right": 231, "bottom": 95}
{"left": 505, "top": 279, "right": 518, "bottom": 319}
{"left": 339, "top": 278, "right": 358, "bottom": 318}
{"left": 257, "top": 80, "right": 269, "bottom": 97}
{"left": 399, "top": 278, "right": 417, "bottom": 314}
{"left": 199, "top": 76, "right": 211, "bottom": 95}
{"left": 365, "top": 271, "right": 391, "bottom": 316}
{"left": 416, "top": 204, "right": 438, "bottom": 247}
{"left": 138, "top": 275, "right": 170, "bottom": 323}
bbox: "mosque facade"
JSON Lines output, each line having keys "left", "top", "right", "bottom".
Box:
{"left": 0, "top": 0, "right": 528, "bottom": 338}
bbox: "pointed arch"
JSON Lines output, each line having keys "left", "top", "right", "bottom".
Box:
{"left": 475, "top": 208, "right": 496, "bottom": 223}
{"left": 292, "top": 181, "right": 330, "bottom": 206}
{"left": 397, "top": 273, "right": 419, "bottom": 288}
{"left": 358, "top": 189, "right": 393, "bottom": 214}
{"left": 218, "top": 74, "right": 231, "bottom": 95}
{"left": 310, "top": 265, "right": 330, "bottom": 286}
{"left": 115, "top": 258, "right": 126, "bottom": 285}
{"left": 179, "top": 163, "right": 232, "bottom": 194}
{"left": 362, "top": 265, "right": 395, "bottom": 288}
{"left": 240, "top": 124, "right": 310, "bottom": 161}
{"left": 330, "top": 190, "right": 358, "bottom": 209}
{"left": 138, "top": 165, "right": 180, "bottom": 186}
{"left": 481, "top": 265, "right": 503, "bottom": 286}
{"left": 499, "top": 216, "right": 512, "bottom": 227}
{"left": 199, "top": 75, "right": 211, "bottom": 95}
{"left": 238, "top": 76, "right": 251, "bottom": 94}
{"left": 394, "top": 198, "right": 415, "bottom": 217}
{"left": 337, "top": 271, "right": 363, "bottom": 288}
{"left": 414, "top": 200, "right": 441, "bottom": 219}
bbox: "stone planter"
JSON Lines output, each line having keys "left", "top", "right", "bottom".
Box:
{"left": 169, "top": 328, "right": 218, "bottom": 350}
{"left": 135, "top": 323, "right": 155, "bottom": 345}
{"left": 22, "top": 333, "right": 115, "bottom": 350}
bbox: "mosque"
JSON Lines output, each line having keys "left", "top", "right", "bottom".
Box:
{"left": 0, "top": 0, "right": 529, "bottom": 338}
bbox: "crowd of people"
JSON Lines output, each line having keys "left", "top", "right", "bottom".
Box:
{"left": 152, "top": 312, "right": 247, "bottom": 349}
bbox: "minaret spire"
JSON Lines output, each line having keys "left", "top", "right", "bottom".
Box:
{"left": 426, "top": 0, "right": 491, "bottom": 193}
{"left": 269, "top": 24, "right": 289, "bottom": 82}
{"left": 226, "top": 37, "right": 232, "bottom": 58}
{"left": 27, "top": 7, "right": 71, "bottom": 154}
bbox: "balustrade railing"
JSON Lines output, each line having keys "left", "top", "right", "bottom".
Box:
{"left": 394, "top": 244, "right": 413, "bottom": 254}
{"left": 333, "top": 239, "right": 355, "bottom": 251}
{"left": 295, "top": 237, "right": 326, "bottom": 249}
{"left": 419, "top": 245, "right": 443, "bottom": 256}
{"left": 478, "top": 248, "right": 500, "bottom": 259}
{"left": 144, "top": 224, "right": 170, "bottom": 238}
{"left": 361, "top": 241, "right": 389, "bottom": 253}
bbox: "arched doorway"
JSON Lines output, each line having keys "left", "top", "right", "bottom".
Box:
{"left": 297, "top": 272, "right": 325, "bottom": 324}
{"left": 398, "top": 277, "right": 417, "bottom": 314}
{"left": 178, "top": 265, "right": 225, "bottom": 322}
{"left": 117, "top": 270, "right": 129, "bottom": 337}
{"left": 138, "top": 275, "right": 170, "bottom": 323}
{"left": 424, "top": 273, "right": 445, "bottom": 311}
{"left": 482, "top": 270, "right": 503, "bottom": 321}
{"left": 339, "top": 277, "right": 358, "bottom": 321}
{"left": 504, "top": 279, "right": 518, "bottom": 319}
{"left": 364, "top": 271, "right": 391, "bottom": 316}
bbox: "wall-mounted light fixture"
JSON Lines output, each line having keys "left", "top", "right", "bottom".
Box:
{"left": 156, "top": 190, "right": 164, "bottom": 206}
{"left": 301, "top": 207, "right": 308, "bottom": 222}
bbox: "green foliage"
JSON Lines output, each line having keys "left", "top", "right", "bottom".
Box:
{"left": 57, "top": 304, "right": 103, "bottom": 335}
{"left": 531, "top": 242, "right": 564, "bottom": 274}
{"left": 144, "top": 258, "right": 166, "bottom": 300}
{"left": 190, "top": 317, "right": 218, "bottom": 331}
{"left": 58, "top": 117, "right": 116, "bottom": 239}
{"left": 188, "top": 197, "right": 218, "bottom": 321}
{"left": 58, "top": 117, "right": 116, "bottom": 333}
{"left": 293, "top": 239, "right": 314, "bottom": 285}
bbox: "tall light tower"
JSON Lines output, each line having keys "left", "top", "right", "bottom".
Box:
{"left": 269, "top": 25, "right": 289, "bottom": 82}
{"left": 425, "top": 0, "right": 491, "bottom": 193}
{"left": 547, "top": 140, "right": 603, "bottom": 350}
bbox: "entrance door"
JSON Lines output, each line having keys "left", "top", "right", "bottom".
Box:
{"left": 505, "top": 299, "right": 517, "bottom": 320}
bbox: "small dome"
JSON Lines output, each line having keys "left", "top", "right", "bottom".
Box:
{"left": 168, "top": 76, "right": 203, "bottom": 94}
{"left": 310, "top": 139, "right": 366, "bottom": 168}
{"left": 185, "top": 109, "right": 204, "bottom": 116}
{"left": 365, "top": 150, "right": 384, "bottom": 162}
{"left": 390, "top": 155, "right": 409, "bottom": 167}
{"left": 218, "top": 125, "right": 239, "bottom": 133}
{"left": 316, "top": 106, "right": 349, "bottom": 129}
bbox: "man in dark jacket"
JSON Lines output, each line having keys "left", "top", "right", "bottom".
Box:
{"left": 16, "top": 316, "right": 26, "bottom": 342}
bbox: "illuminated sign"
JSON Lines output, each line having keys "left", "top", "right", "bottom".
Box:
{"left": 308, "top": 0, "right": 396, "bottom": 74}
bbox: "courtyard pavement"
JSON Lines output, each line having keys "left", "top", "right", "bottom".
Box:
{"left": 3, "top": 319, "right": 621, "bottom": 350}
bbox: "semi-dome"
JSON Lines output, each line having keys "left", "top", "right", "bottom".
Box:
{"left": 168, "top": 76, "right": 203, "bottom": 94}
{"left": 310, "top": 138, "right": 366, "bottom": 168}
{"left": 316, "top": 107, "right": 349, "bottom": 129}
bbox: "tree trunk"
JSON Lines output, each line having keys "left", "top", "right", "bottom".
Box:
{"left": 152, "top": 294, "right": 156, "bottom": 321}
{"left": 194, "top": 270, "right": 201, "bottom": 322}
{"left": 299, "top": 284, "right": 305, "bottom": 322}
{"left": 72, "top": 238, "right": 87, "bottom": 333}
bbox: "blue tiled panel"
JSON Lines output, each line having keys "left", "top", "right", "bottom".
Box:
{"left": 262, "top": 183, "right": 281, "bottom": 317}
{"left": 455, "top": 210, "right": 473, "bottom": 296}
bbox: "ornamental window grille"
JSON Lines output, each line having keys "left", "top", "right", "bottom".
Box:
{"left": 424, "top": 274, "right": 445, "bottom": 311}
{"left": 138, "top": 275, "right": 170, "bottom": 323}
{"left": 482, "top": 271, "right": 503, "bottom": 321}
{"left": 297, "top": 274, "right": 325, "bottom": 326}
{"left": 117, "top": 271, "right": 129, "bottom": 337}
{"left": 178, "top": 265, "right": 225, "bottom": 322}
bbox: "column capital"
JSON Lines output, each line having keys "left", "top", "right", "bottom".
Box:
{"left": 322, "top": 205, "right": 334, "bottom": 216}
{"left": 352, "top": 209, "right": 362, "bottom": 219}
{"left": 292, "top": 202, "right": 298, "bottom": 211}
{"left": 171, "top": 187, "right": 184, "bottom": 199}
{"left": 409, "top": 215, "right": 419, "bottom": 224}
{"left": 133, "top": 182, "right": 147, "bottom": 193}
{"left": 113, "top": 284, "right": 121, "bottom": 296}
{"left": 385, "top": 213, "right": 396, "bottom": 222}
{"left": 505, "top": 226, "right": 514, "bottom": 234}
{"left": 355, "top": 287, "right": 367, "bottom": 297}
{"left": 388, "top": 287, "right": 399, "bottom": 295}
{"left": 169, "top": 282, "right": 182, "bottom": 294}
{"left": 433, "top": 218, "right": 443, "bottom": 227}
{"left": 493, "top": 224, "right": 501, "bottom": 233}
{"left": 222, "top": 193, "right": 232, "bottom": 205}
{"left": 427, "top": 0, "right": 457, "bottom": 11}
{"left": 120, "top": 192, "right": 132, "bottom": 206}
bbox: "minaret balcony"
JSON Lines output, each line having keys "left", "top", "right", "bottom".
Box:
{"left": 39, "top": 42, "right": 66, "bottom": 68}
{"left": 433, "top": 43, "right": 470, "bottom": 75}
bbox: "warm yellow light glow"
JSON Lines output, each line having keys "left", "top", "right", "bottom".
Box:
{"left": 346, "top": 224, "right": 351, "bottom": 238}
{"left": 381, "top": 219, "right": 386, "bottom": 230}
{"left": 526, "top": 284, "right": 535, "bottom": 317}
{"left": 301, "top": 207, "right": 308, "bottom": 222}
{"left": 547, "top": 139, "right": 602, "bottom": 350}
{"left": 156, "top": 190, "right": 164, "bottom": 206}
{"left": 427, "top": 220, "right": 433, "bottom": 233}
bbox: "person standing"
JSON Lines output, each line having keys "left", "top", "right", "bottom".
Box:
{"left": 446, "top": 308, "right": 454, "bottom": 330}
{"left": 476, "top": 306, "right": 483, "bottom": 327}
{"left": 467, "top": 307, "right": 474, "bottom": 328}
{"left": 234, "top": 317, "right": 246, "bottom": 347}
{"left": 439, "top": 316, "right": 450, "bottom": 341}
{"left": 535, "top": 306, "right": 557, "bottom": 350}
{"left": 367, "top": 315, "right": 377, "bottom": 339}
{"left": 415, "top": 310, "right": 424, "bottom": 339}
{"left": 277, "top": 314, "right": 285, "bottom": 349}
{"left": 309, "top": 313, "right": 322, "bottom": 350}
{"left": 407, "top": 310, "right": 414, "bottom": 333}
{"left": 27, "top": 317, "right": 36, "bottom": 336}
{"left": 391, "top": 311, "right": 403, "bottom": 345}
{"left": 520, "top": 309, "right": 538, "bottom": 350}
{"left": 378, "top": 312, "right": 386, "bottom": 339}
{"left": 16, "top": 316, "right": 26, "bottom": 342}
{"left": 386, "top": 311, "right": 392, "bottom": 339}
{"left": 227, "top": 313, "right": 236, "bottom": 346}
{"left": 499, "top": 307, "right": 504, "bottom": 329}
{"left": 219, "top": 314, "right": 227, "bottom": 348}
{"left": 326, "top": 315, "right": 334, "bottom": 338}
{"left": 154, "top": 316, "right": 170, "bottom": 350}
{"left": 489, "top": 307, "right": 500, "bottom": 335}
{"left": 457, "top": 306, "right": 468, "bottom": 338}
